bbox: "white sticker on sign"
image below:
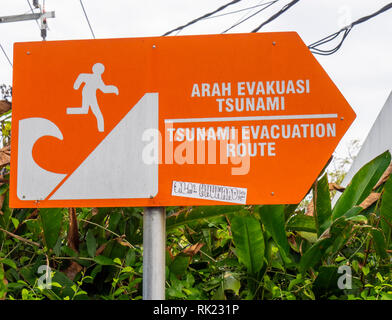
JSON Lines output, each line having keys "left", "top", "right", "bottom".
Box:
{"left": 172, "top": 181, "right": 247, "bottom": 204}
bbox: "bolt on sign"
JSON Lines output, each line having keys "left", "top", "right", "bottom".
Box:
{"left": 10, "top": 32, "right": 355, "bottom": 208}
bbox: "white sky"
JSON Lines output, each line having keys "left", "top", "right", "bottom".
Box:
{"left": 1, "top": 0, "right": 391, "bottom": 158}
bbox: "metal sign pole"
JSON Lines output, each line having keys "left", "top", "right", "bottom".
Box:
{"left": 143, "top": 206, "right": 166, "bottom": 300}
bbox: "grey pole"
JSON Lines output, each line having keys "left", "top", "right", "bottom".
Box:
{"left": 143, "top": 207, "right": 166, "bottom": 300}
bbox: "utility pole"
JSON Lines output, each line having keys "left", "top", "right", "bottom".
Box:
{"left": 0, "top": 1, "right": 55, "bottom": 40}
{"left": 143, "top": 207, "right": 166, "bottom": 300}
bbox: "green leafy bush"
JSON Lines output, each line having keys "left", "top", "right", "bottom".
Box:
{"left": 0, "top": 146, "right": 392, "bottom": 299}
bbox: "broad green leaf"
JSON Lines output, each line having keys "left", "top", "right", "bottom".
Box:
{"left": 0, "top": 191, "right": 12, "bottom": 238}
{"left": 299, "top": 238, "right": 332, "bottom": 273}
{"left": 297, "top": 231, "right": 318, "bottom": 243}
{"left": 0, "top": 183, "right": 9, "bottom": 196}
{"left": 90, "top": 265, "right": 102, "bottom": 279}
{"left": 362, "top": 265, "right": 370, "bottom": 276}
{"left": 125, "top": 249, "right": 136, "bottom": 266}
{"left": 11, "top": 217, "right": 19, "bottom": 229}
{"left": 0, "top": 264, "right": 5, "bottom": 297}
{"left": 286, "top": 214, "right": 316, "bottom": 233}
{"left": 223, "top": 272, "right": 241, "bottom": 295}
{"left": 94, "top": 255, "right": 115, "bottom": 266}
{"left": 371, "top": 229, "right": 388, "bottom": 260}
{"left": 381, "top": 293, "right": 392, "bottom": 300}
{"left": 211, "top": 284, "right": 226, "bottom": 300}
{"left": 86, "top": 229, "right": 96, "bottom": 258}
{"left": 19, "top": 266, "right": 37, "bottom": 286}
{"left": 231, "top": 215, "right": 264, "bottom": 274}
{"left": 284, "top": 204, "right": 300, "bottom": 221}
{"left": 300, "top": 217, "right": 353, "bottom": 273}
{"left": 25, "top": 219, "right": 41, "bottom": 236}
{"left": 259, "top": 205, "right": 291, "bottom": 264}
{"left": 332, "top": 151, "right": 391, "bottom": 220}
{"left": 39, "top": 208, "right": 63, "bottom": 250}
{"left": 167, "top": 205, "right": 242, "bottom": 230}
{"left": 169, "top": 253, "right": 190, "bottom": 277}
{"left": 126, "top": 214, "right": 141, "bottom": 244}
{"left": 380, "top": 176, "right": 392, "bottom": 246}
{"left": 51, "top": 271, "right": 79, "bottom": 299}
{"left": 109, "top": 211, "right": 122, "bottom": 232}
{"left": 50, "top": 282, "right": 63, "bottom": 288}
{"left": 313, "top": 173, "right": 332, "bottom": 237}
{"left": 327, "top": 217, "right": 355, "bottom": 256}
{"left": 288, "top": 275, "right": 304, "bottom": 291}
{"left": 0, "top": 258, "right": 17, "bottom": 269}
{"left": 313, "top": 265, "right": 340, "bottom": 299}
{"left": 342, "top": 206, "right": 363, "bottom": 219}
{"left": 346, "top": 215, "right": 367, "bottom": 224}
{"left": 121, "top": 266, "right": 134, "bottom": 274}
{"left": 61, "top": 245, "right": 78, "bottom": 258}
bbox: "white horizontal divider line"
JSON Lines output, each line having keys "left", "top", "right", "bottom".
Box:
{"left": 164, "top": 113, "right": 338, "bottom": 124}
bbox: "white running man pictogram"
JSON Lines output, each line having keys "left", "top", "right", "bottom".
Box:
{"left": 67, "top": 63, "right": 119, "bottom": 132}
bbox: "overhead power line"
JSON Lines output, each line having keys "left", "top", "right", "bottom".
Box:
{"left": 308, "top": 29, "right": 351, "bottom": 56}
{"left": 309, "top": 2, "right": 392, "bottom": 55}
{"left": 228, "top": 0, "right": 270, "bottom": 26}
{"left": 222, "top": 0, "right": 278, "bottom": 33}
{"left": 26, "top": 0, "right": 41, "bottom": 30}
{"left": 162, "top": 0, "right": 243, "bottom": 36}
{"left": 164, "top": 0, "right": 391, "bottom": 57}
{"left": 163, "top": 0, "right": 299, "bottom": 36}
{"left": 204, "top": 0, "right": 276, "bottom": 21}
{"left": 79, "top": 0, "right": 96, "bottom": 39}
{"left": 251, "top": 0, "right": 300, "bottom": 33}
{"left": 0, "top": 43, "right": 13, "bottom": 68}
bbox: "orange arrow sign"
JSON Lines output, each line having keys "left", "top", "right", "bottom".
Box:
{"left": 10, "top": 32, "right": 355, "bottom": 208}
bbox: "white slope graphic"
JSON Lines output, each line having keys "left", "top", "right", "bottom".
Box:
{"left": 17, "top": 118, "right": 67, "bottom": 200}
{"left": 50, "top": 93, "right": 158, "bottom": 200}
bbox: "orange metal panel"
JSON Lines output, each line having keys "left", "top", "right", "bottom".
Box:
{"left": 10, "top": 32, "right": 355, "bottom": 208}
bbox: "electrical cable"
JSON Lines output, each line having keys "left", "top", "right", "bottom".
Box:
{"left": 26, "top": 0, "right": 41, "bottom": 31}
{"left": 222, "top": 0, "right": 278, "bottom": 33}
{"left": 229, "top": 0, "right": 269, "bottom": 27}
{"left": 0, "top": 43, "right": 13, "bottom": 68}
{"left": 173, "top": 0, "right": 271, "bottom": 36}
{"left": 309, "top": 2, "right": 392, "bottom": 55}
{"left": 79, "top": 0, "right": 96, "bottom": 39}
{"left": 251, "top": 0, "right": 300, "bottom": 32}
{"left": 162, "top": 0, "right": 243, "bottom": 36}
{"left": 204, "top": 0, "right": 276, "bottom": 20}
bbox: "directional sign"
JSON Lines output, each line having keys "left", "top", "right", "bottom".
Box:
{"left": 10, "top": 32, "right": 356, "bottom": 208}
